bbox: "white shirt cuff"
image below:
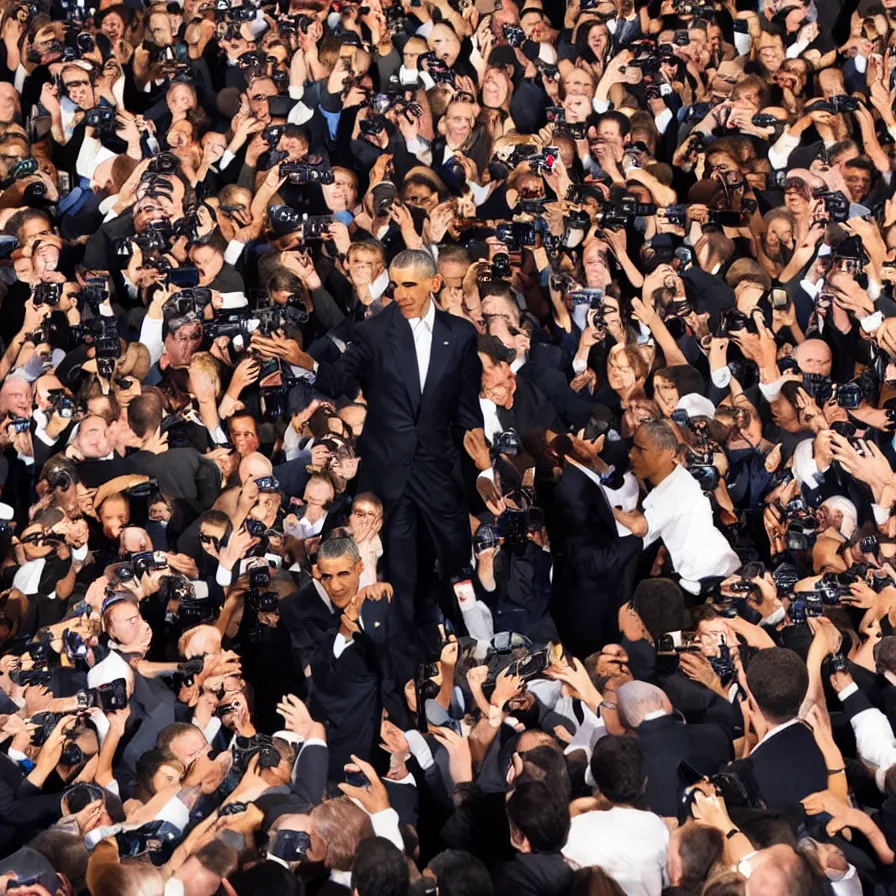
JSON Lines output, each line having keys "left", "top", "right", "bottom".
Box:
{"left": 838, "top": 682, "right": 859, "bottom": 702}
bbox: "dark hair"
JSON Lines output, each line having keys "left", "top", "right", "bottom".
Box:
{"left": 588, "top": 735, "right": 648, "bottom": 809}
{"left": 505, "top": 779, "right": 570, "bottom": 853}
{"left": 427, "top": 850, "right": 494, "bottom": 896}
{"left": 569, "top": 868, "right": 626, "bottom": 896}
{"left": 351, "top": 837, "right": 409, "bottom": 896}
{"left": 630, "top": 578, "right": 691, "bottom": 641}
{"left": 745, "top": 648, "right": 808, "bottom": 725}
{"left": 677, "top": 823, "right": 724, "bottom": 895}
{"left": 655, "top": 365, "right": 705, "bottom": 399}
{"left": 127, "top": 392, "right": 164, "bottom": 439}
{"left": 228, "top": 861, "right": 305, "bottom": 896}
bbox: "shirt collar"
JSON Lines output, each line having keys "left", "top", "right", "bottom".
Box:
{"left": 314, "top": 578, "right": 334, "bottom": 613}
{"left": 409, "top": 298, "right": 436, "bottom": 331}
{"left": 370, "top": 268, "right": 390, "bottom": 300}
{"left": 754, "top": 716, "right": 801, "bottom": 749}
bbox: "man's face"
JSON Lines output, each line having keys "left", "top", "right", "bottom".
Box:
{"left": 0, "top": 85, "right": 19, "bottom": 124}
{"left": 62, "top": 68, "right": 95, "bottom": 110}
{"left": 795, "top": 342, "right": 831, "bottom": 376}
{"left": 76, "top": 416, "right": 111, "bottom": 458}
{"left": 16, "top": 215, "right": 52, "bottom": 253}
{"left": 443, "top": 101, "right": 474, "bottom": 146}
{"left": 322, "top": 170, "right": 357, "bottom": 212}
{"left": 100, "top": 498, "right": 129, "bottom": 539}
{"left": 191, "top": 245, "right": 224, "bottom": 286}
{"left": 247, "top": 78, "right": 277, "bottom": 122}
{"left": 403, "top": 182, "right": 437, "bottom": 213}
{"left": 148, "top": 13, "right": 174, "bottom": 46}
{"left": 164, "top": 322, "right": 203, "bottom": 368}
{"left": 520, "top": 10, "right": 545, "bottom": 40}
{"left": 1, "top": 379, "right": 32, "bottom": 418}
{"left": 171, "top": 728, "right": 212, "bottom": 765}
{"left": 629, "top": 425, "right": 662, "bottom": 480}
{"left": 303, "top": 480, "right": 333, "bottom": 523}
{"left": 202, "top": 132, "right": 227, "bottom": 163}
{"left": 561, "top": 69, "right": 594, "bottom": 97}
{"left": 390, "top": 262, "right": 439, "bottom": 319}
{"left": 230, "top": 417, "right": 260, "bottom": 457}
{"left": 315, "top": 553, "right": 362, "bottom": 609}
{"left": 199, "top": 521, "right": 227, "bottom": 557}
{"left": 108, "top": 602, "right": 143, "bottom": 646}
{"left": 347, "top": 251, "right": 382, "bottom": 289}
{"left": 843, "top": 165, "right": 871, "bottom": 201}
{"left": 429, "top": 24, "right": 460, "bottom": 65}
{"left": 349, "top": 500, "right": 382, "bottom": 535}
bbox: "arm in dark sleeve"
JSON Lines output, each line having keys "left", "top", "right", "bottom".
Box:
{"left": 195, "top": 456, "right": 222, "bottom": 509}
{"left": 290, "top": 741, "right": 328, "bottom": 809}
{"left": 311, "top": 285, "right": 346, "bottom": 333}
{"left": 573, "top": 533, "right": 642, "bottom": 579}
{"left": 313, "top": 322, "right": 375, "bottom": 400}
{"left": 456, "top": 327, "right": 485, "bottom": 433}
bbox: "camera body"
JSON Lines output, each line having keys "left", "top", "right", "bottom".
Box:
{"left": 84, "top": 106, "right": 116, "bottom": 136}
{"left": 279, "top": 158, "right": 335, "bottom": 185}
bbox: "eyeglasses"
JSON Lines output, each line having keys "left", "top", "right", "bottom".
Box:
{"left": 64, "top": 80, "right": 90, "bottom": 89}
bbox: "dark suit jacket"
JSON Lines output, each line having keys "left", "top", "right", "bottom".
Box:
{"left": 306, "top": 596, "right": 398, "bottom": 777}
{"left": 547, "top": 462, "right": 642, "bottom": 656}
{"left": 128, "top": 447, "right": 221, "bottom": 511}
{"left": 635, "top": 714, "right": 733, "bottom": 818}
{"left": 115, "top": 670, "right": 177, "bottom": 798}
{"left": 0, "top": 751, "right": 62, "bottom": 853}
{"left": 747, "top": 720, "right": 829, "bottom": 811}
{"left": 313, "top": 303, "right": 482, "bottom": 511}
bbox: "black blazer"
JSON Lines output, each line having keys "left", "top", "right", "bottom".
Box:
{"left": 547, "top": 462, "right": 642, "bottom": 656}
{"left": 313, "top": 303, "right": 482, "bottom": 511}
{"left": 746, "top": 721, "right": 829, "bottom": 811}
{"left": 635, "top": 714, "right": 733, "bottom": 818}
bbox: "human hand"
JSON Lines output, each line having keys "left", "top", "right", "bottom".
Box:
{"left": 276, "top": 693, "right": 315, "bottom": 739}
{"left": 431, "top": 726, "right": 473, "bottom": 784}
{"left": 337, "top": 754, "right": 391, "bottom": 813}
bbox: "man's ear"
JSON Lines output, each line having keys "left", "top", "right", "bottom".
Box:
{"left": 430, "top": 273, "right": 443, "bottom": 295}
{"left": 312, "top": 564, "right": 320, "bottom": 580}
{"left": 353, "top": 559, "right": 363, "bottom": 575}
{"left": 509, "top": 824, "right": 531, "bottom": 854}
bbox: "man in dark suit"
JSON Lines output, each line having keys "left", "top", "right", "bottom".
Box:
{"left": 290, "top": 250, "right": 484, "bottom": 638}
{"left": 300, "top": 536, "right": 402, "bottom": 778}
{"left": 547, "top": 436, "right": 642, "bottom": 658}
{"left": 745, "top": 647, "right": 828, "bottom": 811}
{"left": 616, "top": 680, "right": 733, "bottom": 819}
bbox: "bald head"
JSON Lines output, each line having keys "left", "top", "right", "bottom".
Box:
{"left": 239, "top": 452, "right": 273, "bottom": 484}
{"left": 616, "top": 680, "right": 672, "bottom": 729}
{"left": 793, "top": 338, "right": 831, "bottom": 376}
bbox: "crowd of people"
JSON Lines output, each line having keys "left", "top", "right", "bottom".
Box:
{"left": 1, "top": 0, "right": 896, "bottom": 891}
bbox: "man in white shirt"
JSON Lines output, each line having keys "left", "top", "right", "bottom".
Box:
{"left": 614, "top": 420, "right": 740, "bottom": 594}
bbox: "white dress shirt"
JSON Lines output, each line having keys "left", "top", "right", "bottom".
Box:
{"left": 407, "top": 299, "right": 436, "bottom": 392}
{"left": 563, "top": 807, "right": 669, "bottom": 896}
{"left": 642, "top": 465, "right": 740, "bottom": 593}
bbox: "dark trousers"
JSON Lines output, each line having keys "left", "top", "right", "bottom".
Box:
{"left": 383, "top": 474, "right": 471, "bottom": 683}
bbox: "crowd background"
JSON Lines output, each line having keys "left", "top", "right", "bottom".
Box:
{"left": 1, "top": 0, "right": 896, "bottom": 892}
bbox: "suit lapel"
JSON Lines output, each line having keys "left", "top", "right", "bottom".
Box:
{"left": 420, "top": 311, "right": 451, "bottom": 409}
{"left": 388, "top": 305, "right": 421, "bottom": 414}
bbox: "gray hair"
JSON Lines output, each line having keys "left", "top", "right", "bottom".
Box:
{"left": 616, "top": 680, "right": 670, "bottom": 729}
{"left": 318, "top": 536, "right": 361, "bottom": 564}
{"left": 639, "top": 419, "right": 680, "bottom": 454}
{"left": 391, "top": 249, "right": 437, "bottom": 279}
